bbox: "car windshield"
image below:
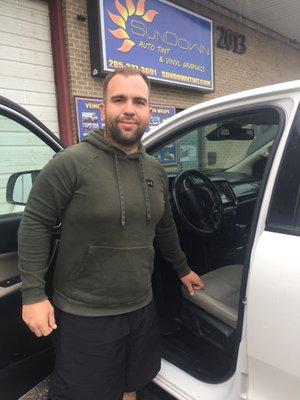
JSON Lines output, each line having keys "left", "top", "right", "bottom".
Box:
{"left": 153, "top": 108, "right": 280, "bottom": 174}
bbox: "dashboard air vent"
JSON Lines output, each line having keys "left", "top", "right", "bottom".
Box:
{"left": 221, "top": 182, "right": 237, "bottom": 207}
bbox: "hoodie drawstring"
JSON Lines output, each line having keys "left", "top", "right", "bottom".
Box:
{"left": 114, "top": 152, "right": 126, "bottom": 227}
{"left": 114, "top": 152, "right": 152, "bottom": 227}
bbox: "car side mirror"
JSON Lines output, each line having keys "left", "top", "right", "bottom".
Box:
{"left": 6, "top": 170, "right": 40, "bottom": 205}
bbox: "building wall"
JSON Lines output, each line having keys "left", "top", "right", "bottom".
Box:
{"left": 62, "top": 0, "right": 300, "bottom": 143}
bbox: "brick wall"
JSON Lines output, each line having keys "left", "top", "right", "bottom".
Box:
{"left": 62, "top": 0, "right": 300, "bottom": 143}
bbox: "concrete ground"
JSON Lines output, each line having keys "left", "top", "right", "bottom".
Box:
{"left": 20, "top": 377, "right": 175, "bottom": 400}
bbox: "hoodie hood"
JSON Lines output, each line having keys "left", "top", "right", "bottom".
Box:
{"left": 82, "top": 129, "right": 151, "bottom": 227}
{"left": 82, "top": 129, "right": 145, "bottom": 158}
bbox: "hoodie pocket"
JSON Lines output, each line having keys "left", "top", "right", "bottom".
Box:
{"left": 72, "top": 245, "right": 154, "bottom": 307}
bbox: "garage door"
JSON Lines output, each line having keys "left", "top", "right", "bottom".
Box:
{"left": 0, "top": 0, "right": 59, "bottom": 214}
{"left": 0, "top": 0, "right": 59, "bottom": 135}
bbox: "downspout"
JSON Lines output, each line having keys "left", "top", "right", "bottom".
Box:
{"left": 49, "top": 0, "right": 73, "bottom": 147}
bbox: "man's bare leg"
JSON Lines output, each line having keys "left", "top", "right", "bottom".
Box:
{"left": 123, "top": 392, "right": 136, "bottom": 400}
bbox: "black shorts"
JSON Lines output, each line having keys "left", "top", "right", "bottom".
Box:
{"left": 48, "top": 301, "right": 161, "bottom": 400}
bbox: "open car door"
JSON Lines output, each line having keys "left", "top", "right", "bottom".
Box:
{"left": 0, "top": 96, "right": 63, "bottom": 399}
{"left": 141, "top": 81, "right": 300, "bottom": 400}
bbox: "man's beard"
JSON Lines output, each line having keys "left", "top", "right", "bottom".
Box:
{"left": 105, "top": 119, "right": 147, "bottom": 148}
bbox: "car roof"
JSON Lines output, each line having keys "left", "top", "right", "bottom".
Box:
{"left": 144, "top": 80, "right": 300, "bottom": 141}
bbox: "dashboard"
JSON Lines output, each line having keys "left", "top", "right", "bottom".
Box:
{"left": 206, "top": 171, "right": 261, "bottom": 210}
{"left": 168, "top": 170, "right": 261, "bottom": 213}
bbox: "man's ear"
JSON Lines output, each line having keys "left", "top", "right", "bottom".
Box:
{"left": 100, "top": 102, "right": 106, "bottom": 121}
{"left": 149, "top": 107, "right": 153, "bottom": 119}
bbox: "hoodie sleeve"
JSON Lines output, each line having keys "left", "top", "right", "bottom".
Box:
{"left": 155, "top": 169, "right": 191, "bottom": 278}
{"left": 18, "top": 150, "right": 77, "bottom": 305}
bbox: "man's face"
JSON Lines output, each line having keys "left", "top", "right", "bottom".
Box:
{"left": 102, "top": 74, "right": 152, "bottom": 148}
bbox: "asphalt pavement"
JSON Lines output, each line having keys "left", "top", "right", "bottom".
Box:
{"left": 20, "top": 377, "right": 175, "bottom": 400}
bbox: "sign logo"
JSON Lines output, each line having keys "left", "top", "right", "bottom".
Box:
{"left": 108, "top": 0, "right": 158, "bottom": 53}
{"left": 93, "top": 0, "right": 214, "bottom": 90}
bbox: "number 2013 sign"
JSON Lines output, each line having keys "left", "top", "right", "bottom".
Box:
{"left": 88, "top": 0, "right": 214, "bottom": 91}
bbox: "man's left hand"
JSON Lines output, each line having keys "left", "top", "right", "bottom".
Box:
{"left": 180, "top": 271, "right": 204, "bottom": 296}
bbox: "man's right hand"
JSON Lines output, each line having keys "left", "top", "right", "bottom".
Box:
{"left": 22, "top": 299, "right": 57, "bottom": 337}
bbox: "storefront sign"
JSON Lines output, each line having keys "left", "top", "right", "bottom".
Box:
{"left": 149, "top": 104, "right": 176, "bottom": 130}
{"left": 75, "top": 97, "right": 104, "bottom": 141}
{"left": 88, "top": 0, "right": 214, "bottom": 91}
{"left": 75, "top": 97, "right": 176, "bottom": 144}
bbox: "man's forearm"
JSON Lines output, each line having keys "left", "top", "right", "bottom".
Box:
{"left": 155, "top": 200, "right": 191, "bottom": 277}
{"left": 18, "top": 214, "right": 53, "bottom": 304}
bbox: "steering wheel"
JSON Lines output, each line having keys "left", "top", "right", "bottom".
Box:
{"left": 172, "top": 170, "right": 223, "bottom": 235}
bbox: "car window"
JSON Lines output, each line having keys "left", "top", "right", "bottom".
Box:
{"left": 153, "top": 108, "right": 281, "bottom": 177}
{"left": 266, "top": 107, "right": 300, "bottom": 235}
{"left": 0, "top": 114, "right": 55, "bottom": 215}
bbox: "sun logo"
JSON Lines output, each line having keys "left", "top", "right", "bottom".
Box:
{"left": 108, "top": 0, "right": 158, "bottom": 53}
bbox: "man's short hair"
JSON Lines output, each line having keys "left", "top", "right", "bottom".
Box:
{"left": 103, "top": 68, "right": 151, "bottom": 102}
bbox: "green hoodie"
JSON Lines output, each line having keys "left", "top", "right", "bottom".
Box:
{"left": 18, "top": 130, "right": 191, "bottom": 316}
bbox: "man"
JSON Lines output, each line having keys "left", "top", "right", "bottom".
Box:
{"left": 18, "top": 68, "right": 204, "bottom": 400}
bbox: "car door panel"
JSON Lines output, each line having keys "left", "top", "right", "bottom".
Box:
{"left": 0, "top": 214, "right": 22, "bottom": 253}
{"left": 247, "top": 232, "right": 300, "bottom": 400}
{"left": 0, "top": 98, "right": 62, "bottom": 399}
{"left": 0, "top": 252, "right": 20, "bottom": 294}
{"left": 246, "top": 106, "right": 300, "bottom": 399}
{"left": 0, "top": 254, "right": 54, "bottom": 399}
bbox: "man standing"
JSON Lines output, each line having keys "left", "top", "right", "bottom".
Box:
{"left": 18, "top": 68, "right": 204, "bottom": 400}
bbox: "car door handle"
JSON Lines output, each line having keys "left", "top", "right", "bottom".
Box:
{"left": 0, "top": 275, "right": 21, "bottom": 287}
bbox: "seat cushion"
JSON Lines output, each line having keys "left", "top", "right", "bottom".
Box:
{"left": 182, "top": 264, "right": 243, "bottom": 328}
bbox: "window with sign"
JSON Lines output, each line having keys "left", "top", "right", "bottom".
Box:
{"left": 153, "top": 108, "right": 281, "bottom": 178}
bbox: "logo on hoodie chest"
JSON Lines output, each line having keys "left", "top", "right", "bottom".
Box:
{"left": 146, "top": 179, "right": 154, "bottom": 188}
